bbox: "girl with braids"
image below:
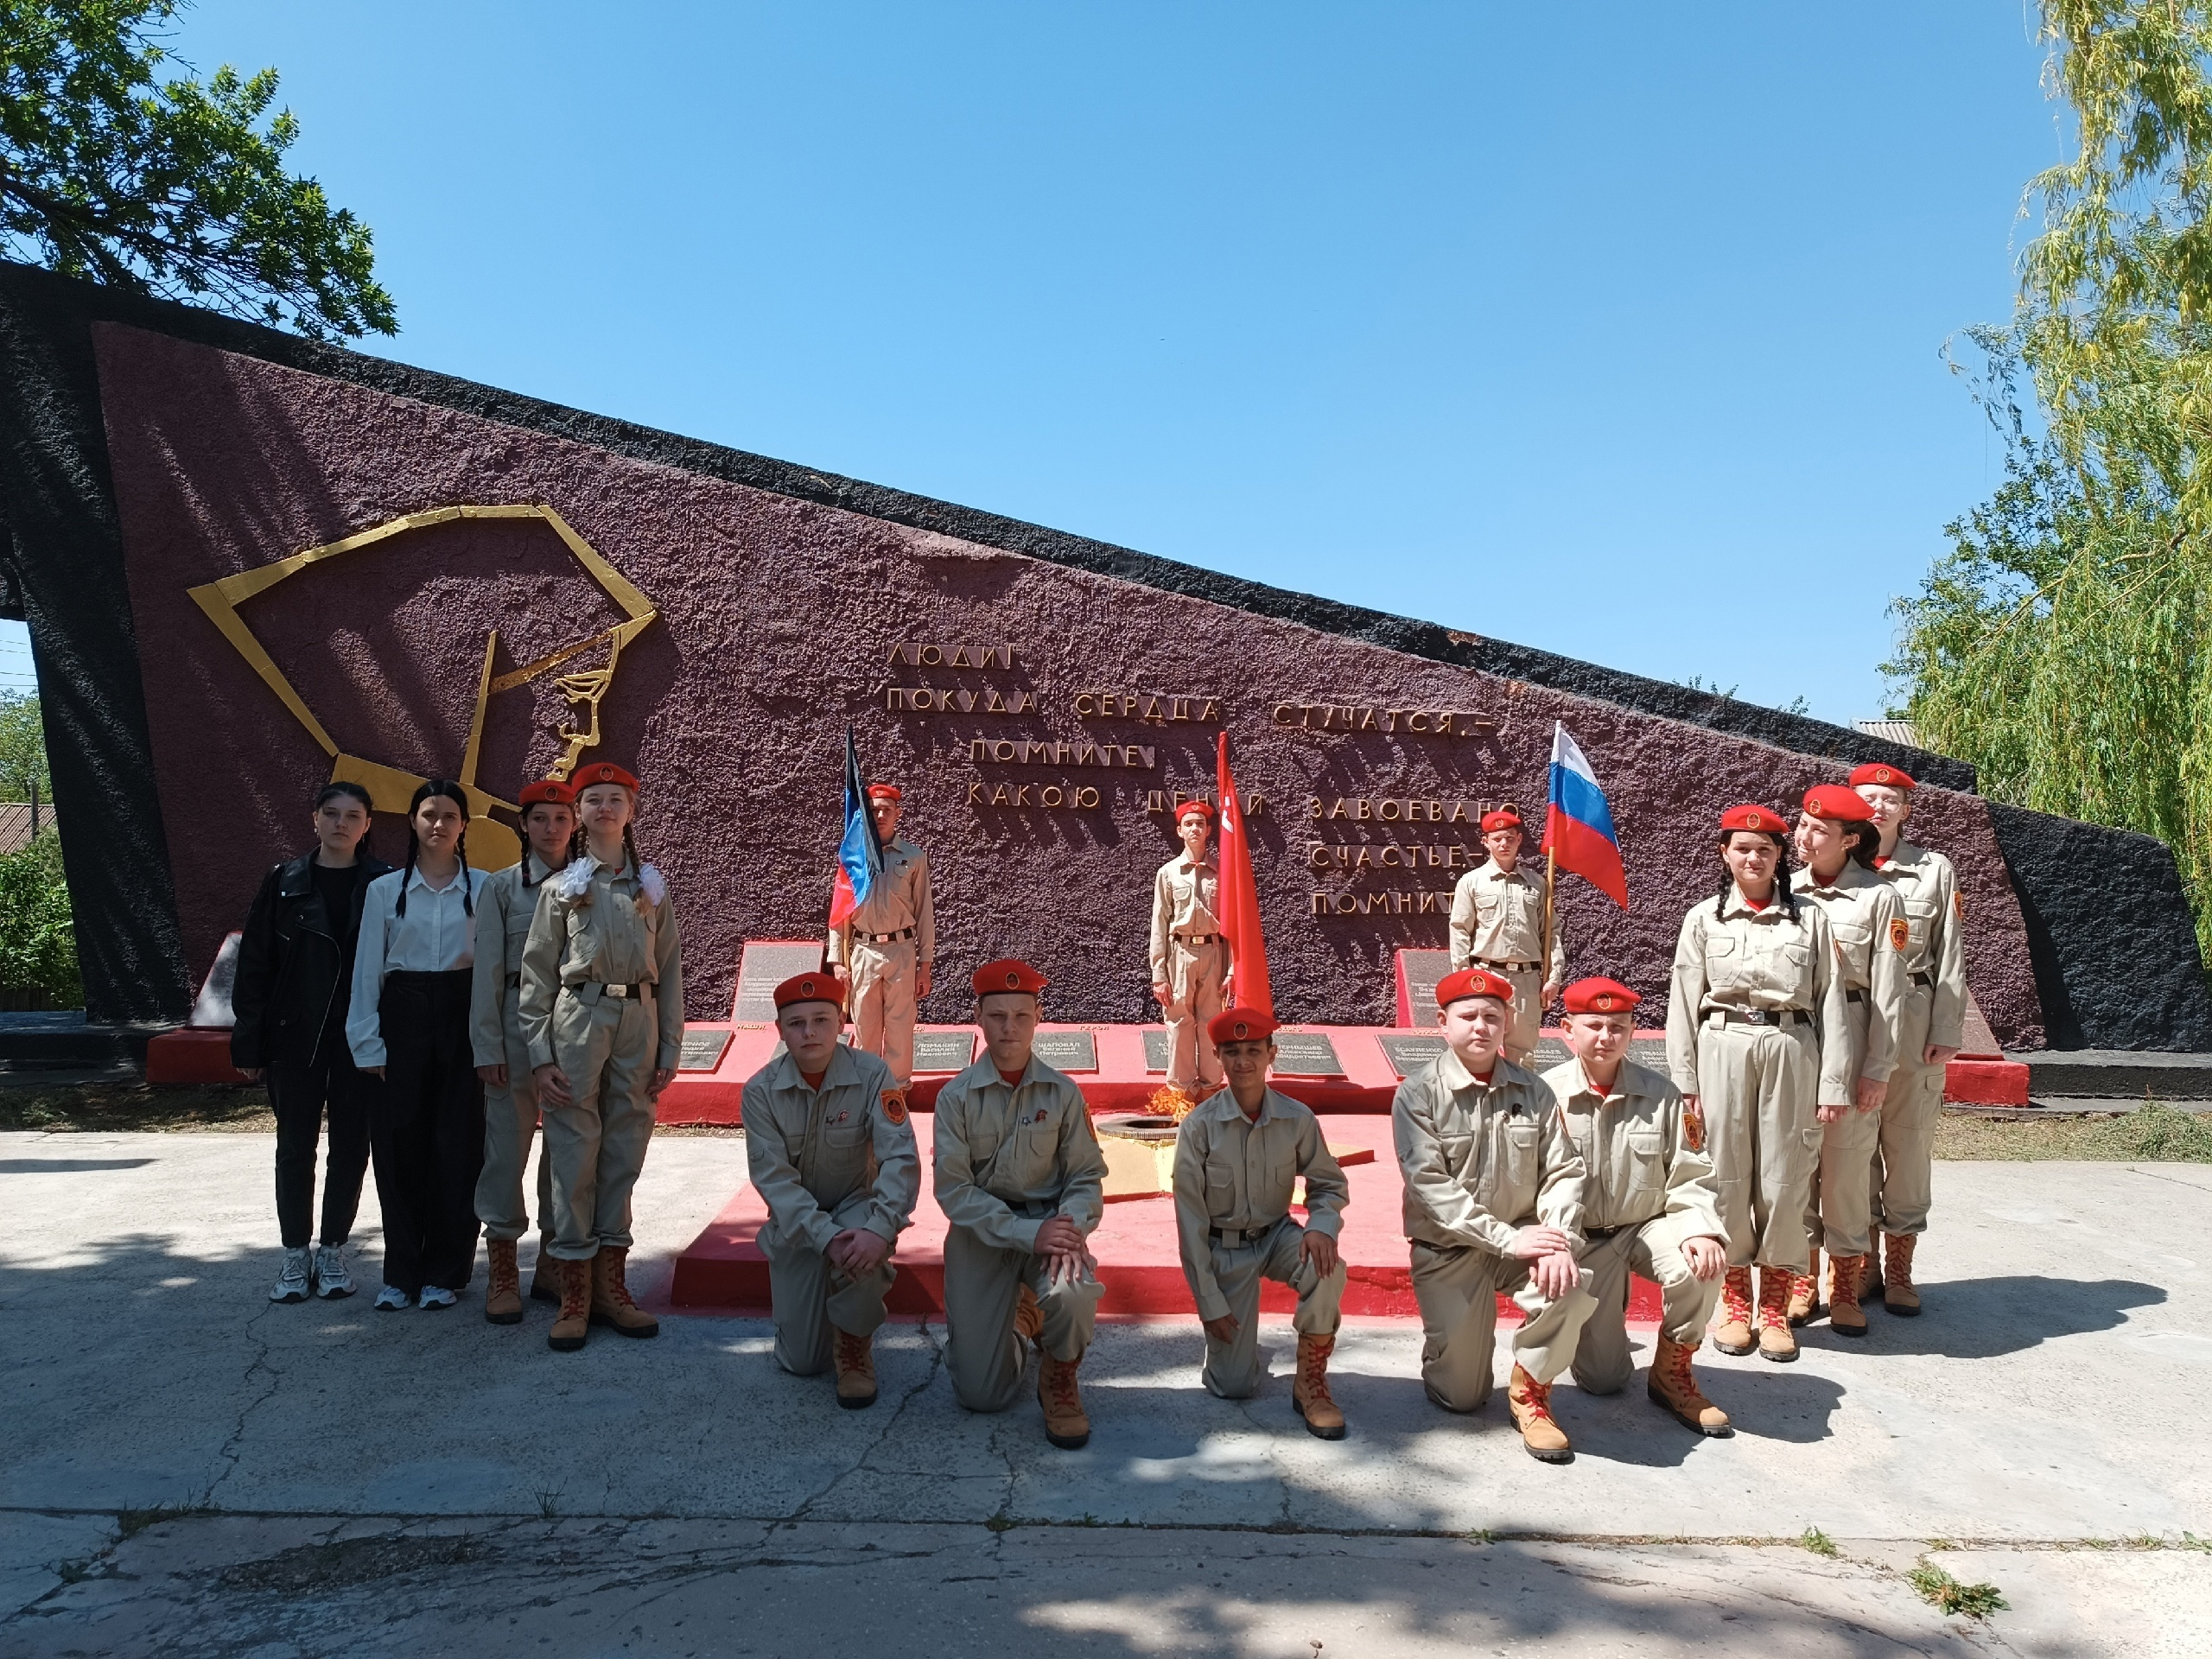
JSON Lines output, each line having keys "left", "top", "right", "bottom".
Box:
{"left": 1662, "top": 804, "right": 1852, "bottom": 1363}
{"left": 346, "top": 779, "right": 487, "bottom": 1312}
{"left": 518, "top": 760, "right": 685, "bottom": 1353}
{"left": 1785, "top": 785, "right": 1908, "bottom": 1339}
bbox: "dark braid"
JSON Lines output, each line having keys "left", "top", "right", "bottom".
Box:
{"left": 623, "top": 821, "right": 640, "bottom": 874}
{"left": 1844, "top": 820, "right": 1881, "bottom": 870}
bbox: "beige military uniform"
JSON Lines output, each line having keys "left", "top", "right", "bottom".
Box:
{"left": 1871, "top": 841, "right": 1967, "bottom": 1237}
{"left": 1172, "top": 1086, "right": 1350, "bottom": 1399}
{"left": 518, "top": 854, "right": 683, "bottom": 1262}
{"left": 1393, "top": 1048, "right": 1595, "bottom": 1412}
{"left": 467, "top": 855, "right": 559, "bottom": 1243}
{"left": 1791, "top": 862, "right": 1908, "bottom": 1259}
{"left": 1150, "top": 852, "right": 1227, "bottom": 1094}
{"left": 741, "top": 1044, "right": 919, "bottom": 1375}
{"left": 1447, "top": 861, "right": 1566, "bottom": 1058}
{"left": 1541, "top": 1054, "right": 1725, "bottom": 1395}
{"left": 932, "top": 1054, "right": 1109, "bottom": 1412}
{"left": 1665, "top": 893, "right": 1853, "bottom": 1274}
{"left": 828, "top": 836, "right": 932, "bottom": 1086}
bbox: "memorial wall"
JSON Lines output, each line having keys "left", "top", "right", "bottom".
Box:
{"left": 4, "top": 263, "right": 2208, "bottom": 1048}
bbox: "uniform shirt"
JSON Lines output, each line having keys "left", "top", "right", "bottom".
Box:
{"left": 345, "top": 864, "right": 481, "bottom": 1068}
{"left": 1447, "top": 860, "right": 1566, "bottom": 979}
{"left": 1877, "top": 840, "right": 1967, "bottom": 1051}
{"left": 1172, "top": 1087, "right": 1350, "bottom": 1321}
{"left": 517, "top": 853, "right": 685, "bottom": 1071}
{"left": 1149, "top": 852, "right": 1223, "bottom": 980}
{"left": 468, "top": 854, "right": 556, "bottom": 1069}
{"left": 1392, "top": 1046, "right": 1585, "bottom": 1253}
{"left": 827, "top": 836, "right": 933, "bottom": 965}
{"left": 1664, "top": 892, "right": 1855, "bottom": 1108}
{"left": 1541, "top": 1054, "right": 1723, "bottom": 1240}
{"left": 741, "top": 1045, "right": 919, "bottom": 1255}
{"left": 931, "top": 1052, "right": 1107, "bottom": 1254}
{"left": 1791, "top": 861, "right": 1907, "bottom": 1084}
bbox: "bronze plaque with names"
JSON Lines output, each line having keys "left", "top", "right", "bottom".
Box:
{"left": 1377, "top": 1033, "right": 1446, "bottom": 1077}
{"left": 1398, "top": 948, "right": 1451, "bottom": 1029}
{"left": 1031, "top": 1030, "right": 1099, "bottom": 1072}
{"left": 1269, "top": 1032, "right": 1344, "bottom": 1077}
{"left": 677, "top": 1028, "right": 733, "bottom": 1072}
{"left": 913, "top": 1029, "right": 979, "bottom": 1072}
{"left": 1141, "top": 1029, "right": 1171, "bottom": 1072}
{"left": 732, "top": 941, "right": 827, "bottom": 1024}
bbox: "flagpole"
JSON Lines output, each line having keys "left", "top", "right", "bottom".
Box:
{"left": 1542, "top": 844, "right": 1557, "bottom": 1014}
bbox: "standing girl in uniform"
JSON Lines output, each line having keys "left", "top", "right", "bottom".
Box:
{"left": 347, "top": 779, "right": 486, "bottom": 1312}
{"left": 519, "top": 761, "right": 684, "bottom": 1352}
{"left": 1664, "top": 804, "right": 1853, "bottom": 1363}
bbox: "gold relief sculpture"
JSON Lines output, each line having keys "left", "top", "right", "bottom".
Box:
{"left": 187, "top": 504, "right": 658, "bottom": 869}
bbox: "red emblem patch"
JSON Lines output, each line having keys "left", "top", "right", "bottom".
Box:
{"left": 1889, "top": 918, "right": 1910, "bottom": 952}
{"left": 881, "top": 1090, "right": 908, "bottom": 1125}
{"left": 1954, "top": 892, "right": 1967, "bottom": 919}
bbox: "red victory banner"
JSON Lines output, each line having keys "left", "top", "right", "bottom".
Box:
{"left": 1214, "top": 731, "right": 1274, "bottom": 1018}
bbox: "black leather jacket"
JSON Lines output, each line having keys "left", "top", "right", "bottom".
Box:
{"left": 230, "top": 849, "right": 394, "bottom": 1071}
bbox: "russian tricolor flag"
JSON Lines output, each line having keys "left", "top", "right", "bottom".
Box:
{"left": 1543, "top": 722, "right": 1629, "bottom": 910}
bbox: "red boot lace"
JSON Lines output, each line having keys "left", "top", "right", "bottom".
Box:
{"left": 1513, "top": 1375, "right": 1555, "bottom": 1422}
{"left": 1045, "top": 1358, "right": 1082, "bottom": 1413}
{"left": 1720, "top": 1268, "right": 1752, "bottom": 1325}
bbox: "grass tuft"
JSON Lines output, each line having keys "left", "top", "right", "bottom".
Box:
{"left": 1909, "top": 1560, "right": 2006, "bottom": 1618}
{"left": 1799, "top": 1527, "right": 1839, "bottom": 1557}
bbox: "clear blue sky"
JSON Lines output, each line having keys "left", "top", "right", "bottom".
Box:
{"left": 7, "top": 2, "right": 2061, "bottom": 725}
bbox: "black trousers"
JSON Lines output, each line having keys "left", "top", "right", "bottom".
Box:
{"left": 270, "top": 1051, "right": 375, "bottom": 1249}
{"left": 369, "top": 970, "right": 486, "bottom": 1294}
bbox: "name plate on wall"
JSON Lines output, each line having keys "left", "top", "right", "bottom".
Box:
{"left": 677, "top": 1029, "right": 732, "bottom": 1072}
{"left": 1270, "top": 1033, "right": 1344, "bottom": 1077}
{"left": 1378, "top": 1033, "right": 1446, "bottom": 1077}
{"left": 732, "top": 942, "right": 828, "bottom": 1024}
{"left": 1141, "top": 1029, "right": 1171, "bottom": 1073}
{"left": 913, "top": 1030, "right": 979, "bottom": 1072}
{"left": 1032, "top": 1030, "right": 1098, "bottom": 1072}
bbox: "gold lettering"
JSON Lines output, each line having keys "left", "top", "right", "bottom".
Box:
{"left": 1378, "top": 799, "right": 1402, "bottom": 822}
{"left": 1041, "top": 785, "right": 1063, "bottom": 807}
{"left": 1075, "top": 785, "right": 1101, "bottom": 808}
{"left": 1075, "top": 692, "right": 1096, "bottom": 717}
{"left": 1199, "top": 698, "right": 1221, "bottom": 721}
{"left": 1274, "top": 703, "right": 1299, "bottom": 728}
{"left": 969, "top": 782, "right": 984, "bottom": 804}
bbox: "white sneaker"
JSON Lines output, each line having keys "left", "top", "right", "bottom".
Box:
{"left": 269, "top": 1248, "right": 311, "bottom": 1304}
{"left": 374, "top": 1285, "right": 410, "bottom": 1311}
{"left": 417, "top": 1286, "right": 457, "bottom": 1310}
{"left": 312, "top": 1244, "right": 354, "bottom": 1300}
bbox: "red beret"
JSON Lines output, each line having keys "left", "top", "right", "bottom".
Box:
{"left": 1562, "top": 977, "right": 1641, "bottom": 1015}
{"left": 572, "top": 761, "right": 641, "bottom": 794}
{"left": 1719, "top": 804, "right": 1783, "bottom": 836}
{"left": 1437, "top": 967, "right": 1515, "bottom": 1010}
{"left": 867, "top": 784, "right": 902, "bottom": 803}
{"left": 973, "top": 958, "right": 1048, "bottom": 997}
{"left": 1174, "top": 799, "right": 1215, "bottom": 823}
{"left": 1207, "top": 1007, "right": 1278, "bottom": 1046}
{"left": 1479, "top": 809, "right": 1523, "bottom": 835}
{"left": 772, "top": 972, "right": 845, "bottom": 1014}
{"left": 1848, "top": 763, "right": 1916, "bottom": 791}
{"left": 1802, "top": 784, "right": 1876, "bottom": 823}
{"left": 517, "top": 779, "right": 575, "bottom": 809}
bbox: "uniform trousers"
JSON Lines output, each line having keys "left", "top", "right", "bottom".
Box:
{"left": 474, "top": 1019, "right": 556, "bottom": 1243}
{"left": 1162, "top": 937, "right": 1227, "bottom": 1095}
{"left": 1196, "top": 1217, "right": 1348, "bottom": 1399}
{"left": 943, "top": 1223, "right": 1103, "bottom": 1413}
{"left": 1408, "top": 1239, "right": 1597, "bottom": 1413}
{"left": 369, "top": 971, "right": 486, "bottom": 1295}
{"left": 270, "top": 1049, "right": 374, "bottom": 1249}
{"left": 1695, "top": 1021, "right": 1822, "bottom": 1274}
{"left": 1495, "top": 964, "right": 1546, "bottom": 1060}
{"left": 1802, "top": 995, "right": 1882, "bottom": 1260}
{"left": 542, "top": 985, "right": 658, "bottom": 1261}
{"left": 848, "top": 937, "right": 918, "bottom": 1086}
{"left": 1870, "top": 983, "right": 1942, "bottom": 1237}
{"left": 761, "top": 1217, "right": 898, "bottom": 1376}
{"left": 1570, "top": 1220, "right": 1721, "bottom": 1395}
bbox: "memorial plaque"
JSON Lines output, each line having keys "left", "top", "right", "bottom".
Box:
{"left": 1032, "top": 1029, "right": 1098, "bottom": 1072}
{"left": 1396, "top": 948, "right": 1452, "bottom": 1029}
{"left": 1377, "top": 1033, "right": 1447, "bottom": 1077}
{"left": 677, "top": 1028, "right": 733, "bottom": 1072}
{"left": 732, "top": 942, "right": 828, "bottom": 1024}
{"left": 913, "top": 1029, "right": 978, "bottom": 1072}
{"left": 1142, "top": 1029, "right": 1171, "bottom": 1072}
{"left": 1629, "top": 1037, "right": 1669, "bottom": 1071}
{"left": 1270, "top": 1032, "right": 1344, "bottom": 1077}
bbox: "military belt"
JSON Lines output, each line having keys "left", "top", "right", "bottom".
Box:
{"left": 1846, "top": 989, "right": 1865, "bottom": 1004}
{"left": 1477, "top": 957, "right": 1542, "bottom": 973}
{"left": 1709, "top": 1007, "right": 1811, "bottom": 1029}
{"left": 1910, "top": 971, "right": 1934, "bottom": 988}
{"left": 856, "top": 928, "right": 914, "bottom": 944}
{"left": 1583, "top": 1223, "right": 1633, "bottom": 1241}
{"left": 1177, "top": 933, "right": 1221, "bottom": 945}
{"left": 599, "top": 982, "right": 652, "bottom": 999}
{"left": 1209, "top": 1223, "right": 1276, "bottom": 1246}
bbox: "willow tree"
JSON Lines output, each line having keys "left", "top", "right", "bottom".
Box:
{"left": 1891, "top": 1, "right": 2212, "bottom": 957}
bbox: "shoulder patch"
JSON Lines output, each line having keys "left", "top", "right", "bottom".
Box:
{"left": 880, "top": 1089, "right": 908, "bottom": 1126}
{"left": 1888, "top": 917, "right": 1910, "bottom": 952}
{"left": 1954, "top": 891, "right": 1967, "bottom": 918}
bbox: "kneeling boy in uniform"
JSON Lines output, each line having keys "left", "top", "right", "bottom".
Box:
{"left": 741, "top": 971, "right": 919, "bottom": 1407}
{"left": 1172, "top": 1007, "right": 1351, "bottom": 1437}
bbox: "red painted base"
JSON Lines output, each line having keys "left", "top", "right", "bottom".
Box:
{"left": 668, "top": 1114, "right": 1666, "bottom": 1324}
{"left": 1942, "top": 1056, "right": 2031, "bottom": 1106}
{"left": 144, "top": 1026, "right": 249, "bottom": 1084}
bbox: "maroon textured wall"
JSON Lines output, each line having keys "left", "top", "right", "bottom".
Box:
{"left": 94, "top": 324, "right": 2045, "bottom": 1046}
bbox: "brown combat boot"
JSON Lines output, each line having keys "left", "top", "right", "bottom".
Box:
{"left": 1014, "top": 1281, "right": 1044, "bottom": 1344}
{"left": 1787, "top": 1247, "right": 1821, "bottom": 1325}
{"left": 1881, "top": 1232, "right": 1922, "bottom": 1316}
{"left": 1507, "top": 1363, "right": 1573, "bottom": 1463}
{"left": 1712, "top": 1266, "right": 1755, "bottom": 1355}
{"left": 529, "top": 1234, "right": 561, "bottom": 1303}
{"left": 1037, "top": 1351, "right": 1091, "bottom": 1449}
{"left": 548, "top": 1257, "right": 590, "bottom": 1351}
{"left": 484, "top": 1238, "right": 523, "bottom": 1325}
{"left": 1292, "top": 1333, "right": 1346, "bottom": 1440}
{"left": 1646, "top": 1334, "right": 1732, "bottom": 1436}
{"left": 1756, "top": 1268, "right": 1798, "bottom": 1362}
{"left": 1827, "top": 1253, "right": 1869, "bottom": 1337}
{"left": 833, "top": 1326, "right": 879, "bottom": 1408}
{"left": 589, "top": 1247, "right": 660, "bottom": 1338}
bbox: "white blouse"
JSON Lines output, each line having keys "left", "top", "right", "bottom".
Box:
{"left": 346, "top": 864, "right": 480, "bottom": 1067}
